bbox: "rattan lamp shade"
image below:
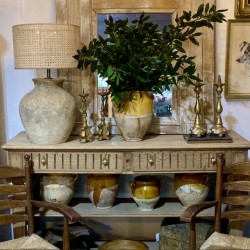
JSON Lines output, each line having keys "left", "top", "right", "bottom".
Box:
{"left": 12, "top": 23, "right": 80, "bottom": 145}
{"left": 12, "top": 23, "right": 80, "bottom": 69}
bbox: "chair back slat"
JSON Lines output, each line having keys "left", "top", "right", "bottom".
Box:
{"left": 0, "top": 214, "right": 29, "bottom": 225}
{"left": 227, "top": 174, "right": 250, "bottom": 182}
{"left": 0, "top": 166, "right": 25, "bottom": 178}
{"left": 0, "top": 184, "right": 26, "bottom": 195}
{"left": 223, "top": 196, "right": 250, "bottom": 206}
{"left": 0, "top": 200, "right": 28, "bottom": 210}
{"left": 222, "top": 210, "right": 250, "bottom": 221}
{"left": 221, "top": 161, "right": 250, "bottom": 224}
{"left": 222, "top": 181, "right": 250, "bottom": 192}
{"left": 0, "top": 163, "right": 34, "bottom": 236}
{"left": 224, "top": 163, "right": 250, "bottom": 175}
{"left": 9, "top": 193, "right": 27, "bottom": 200}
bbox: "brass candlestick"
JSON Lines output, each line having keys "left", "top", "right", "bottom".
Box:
{"left": 209, "top": 75, "right": 227, "bottom": 137}
{"left": 79, "top": 89, "right": 94, "bottom": 143}
{"left": 189, "top": 82, "right": 207, "bottom": 137}
{"left": 97, "top": 91, "right": 110, "bottom": 141}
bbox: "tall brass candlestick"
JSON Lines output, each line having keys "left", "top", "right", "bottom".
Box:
{"left": 97, "top": 91, "right": 110, "bottom": 141}
{"left": 190, "top": 82, "right": 207, "bottom": 137}
{"left": 209, "top": 75, "right": 227, "bottom": 137}
{"left": 79, "top": 89, "right": 94, "bottom": 143}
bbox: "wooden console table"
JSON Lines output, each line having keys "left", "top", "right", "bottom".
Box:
{"left": 2, "top": 130, "right": 250, "bottom": 246}
{"left": 2, "top": 130, "right": 250, "bottom": 174}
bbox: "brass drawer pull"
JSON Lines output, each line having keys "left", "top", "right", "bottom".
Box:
{"left": 102, "top": 158, "right": 109, "bottom": 166}
{"left": 148, "top": 155, "right": 154, "bottom": 165}
{"left": 210, "top": 155, "right": 216, "bottom": 164}
{"left": 41, "top": 156, "right": 47, "bottom": 166}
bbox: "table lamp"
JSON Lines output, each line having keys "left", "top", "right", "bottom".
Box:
{"left": 12, "top": 23, "right": 80, "bottom": 144}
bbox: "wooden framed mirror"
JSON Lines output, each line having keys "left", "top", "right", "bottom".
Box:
{"left": 56, "top": 0, "right": 215, "bottom": 135}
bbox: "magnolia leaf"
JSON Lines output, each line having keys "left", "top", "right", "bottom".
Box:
{"left": 183, "top": 65, "right": 196, "bottom": 74}
{"left": 106, "top": 66, "right": 114, "bottom": 77}
{"left": 110, "top": 72, "right": 117, "bottom": 81}
{"left": 137, "top": 75, "right": 148, "bottom": 83}
{"left": 197, "top": 4, "right": 204, "bottom": 15}
{"left": 174, "top": 44, "right": 186, "bottom": 53}
{"left": 73, "top": 55, "right": 79, "bottom": 60}
{"left": 189, "top": 36, "right": 199, "bottom": 46}
{"left": 205, "top": 3, "right": 210, "bottom": 13}
{"left": 209, "top": 5, "right": 216, "bottom": 13}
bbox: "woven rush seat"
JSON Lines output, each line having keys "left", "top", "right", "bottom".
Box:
{"left": 0, "top": 234, "right": 59, "bottom": 249}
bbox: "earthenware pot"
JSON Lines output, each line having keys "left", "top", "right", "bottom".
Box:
{"left": 174, "top": 173, "right": 210, "bottom": 208}
{"left": 40, "top": 174, "right": 77, "bottom": 204}
{"left": 129, "top": 175, "right": 161, "bottom": 211}
{"left": 87, "top": 174, "right": 119, "bottom": 209}
{"left": 113, "top": 91, "right": 154, "bottom": 142}
{"left": 20, "top": 78, "right": 77, "bottom": 145}
{"left": 98, "top": 239, "right": 148, "bottom": 250}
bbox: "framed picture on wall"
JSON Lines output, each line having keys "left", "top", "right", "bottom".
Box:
{"left": 225, "top": 19, "right": 250, "bottom": 99}
{"left": 235, "top": 0, "right": 250, "bottom": 17}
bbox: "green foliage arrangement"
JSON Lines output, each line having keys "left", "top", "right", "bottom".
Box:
{"left": 73, "top": 3, "right": 226, "bottom": 108}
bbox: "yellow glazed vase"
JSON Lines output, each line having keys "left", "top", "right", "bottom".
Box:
{"left": 174, "top": 173, "right": 210, "bottom": 208}
{"left": 129, "top": 175, "right": 161, "bottom": 211}
{"left": 87, "top": 174, "right": 119, "bottom": 209}
{"left": 113, "top": 91, "right": 154, "bottom": 142}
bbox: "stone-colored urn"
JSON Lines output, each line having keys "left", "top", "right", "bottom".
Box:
{"left": 19, "top": 78, "right": 77, "bottom": 145}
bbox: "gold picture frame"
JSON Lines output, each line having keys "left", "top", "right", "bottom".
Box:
{"left": 235, "top": 0, "right": 250, "bottom": 17}
{"left": 225, "top": 19, "right": 250, "bottom": 99}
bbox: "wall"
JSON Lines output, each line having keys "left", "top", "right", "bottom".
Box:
{"left": 0, "top": 0, "right": 56, "bottom": 241}
{"left": 216, "top": 1, "right": 250, "bottom": 145}
{"left": 0, "top": 0, "right": 56, "bottom": 164}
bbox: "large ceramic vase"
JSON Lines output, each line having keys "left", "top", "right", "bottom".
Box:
{"left": 129, "top": 175, "right": 162, "bottom": 211}
{"left": 174, "top": 173, "right": 210, "bottom": 208}
{"left": 19, "top": 78, "right": 77, "bottom": 144}
{"left": 113, "top": 91, "right": 154, "bottom": 142}
{"left": 87, "top": 174, "right": 120, "bottom": 209}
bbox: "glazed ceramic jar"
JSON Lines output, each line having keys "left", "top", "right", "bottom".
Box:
{"left": 174, "top": 173, "right": 210, "bottom": 208}
{"left": 87, "top": 174, "right": 120, "bottom": 209}
{"left": 113, "top": 91, "right": 154, "bottom": 141}
{"left": 129, "top": 175, "right": 162, "bottom": 211}
{"left": 40, "top": 174, "right": 77, "bottom": 204}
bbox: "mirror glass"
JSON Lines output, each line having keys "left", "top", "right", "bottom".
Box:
{"left": 97, "top": 13, "right": 172, "bottom": 118}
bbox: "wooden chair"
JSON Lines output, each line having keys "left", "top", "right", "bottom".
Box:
{"left": 0, "top": 155, "right": 81, "bottom": 250}
{"left": 180, "top": 153, "right": 250, "bottom": 250}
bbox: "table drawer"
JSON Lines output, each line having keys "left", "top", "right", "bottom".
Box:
{"left": 26, "top": 151, "right": 124, "bottom": 173}
{"left": 6, "top": 149, "right": 247, "bottom": 173}
{"left": 132, "top": 150, "right": 227, "bottom": 172}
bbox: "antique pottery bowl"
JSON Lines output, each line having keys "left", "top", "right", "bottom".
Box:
{"left": 98, "top": 239, "right": 149, "bottom": 250}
